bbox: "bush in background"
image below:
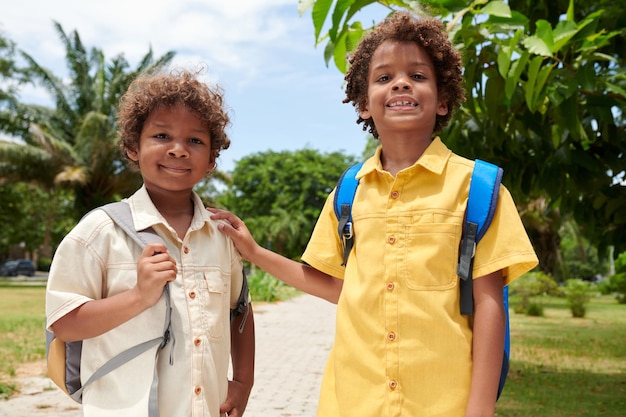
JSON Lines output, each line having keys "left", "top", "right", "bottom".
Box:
{"left": 247, "top": 268, "right": 299, "bottom": 302}
{"left": 510, "top": 271, "right": 560, "bottom": 316}
{"left": 605, "top": 251, "right": 626, "bottom": 304}
{"left": 563, "top": 279, "right": 596, "bottom": 318}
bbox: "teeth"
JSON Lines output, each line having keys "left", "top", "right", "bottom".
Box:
{"left": 389, "top": 101, "right": 416, "bottom": 107}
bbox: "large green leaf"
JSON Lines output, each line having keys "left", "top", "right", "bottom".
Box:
{"left": 505, "top": 50, "right": 529, "bottom": 101}
{"left": 311, "top": 0, "right": 335, "bottom": 42}
{"left": 482, "top": 0, "right": 511, "bottom": 18}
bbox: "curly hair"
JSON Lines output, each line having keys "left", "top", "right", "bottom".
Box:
{"left": 343, "top": 12, "right": 466, "bottom": 138}
{"left": 117, "top": 68, "right": 231, "bottom": 168}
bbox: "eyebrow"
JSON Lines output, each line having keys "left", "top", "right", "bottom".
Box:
{"left": 149, "top": 122, "right": 209, "bottom": 136}
{"left": 371, "top": 61, "right": 433, "bottom": 72}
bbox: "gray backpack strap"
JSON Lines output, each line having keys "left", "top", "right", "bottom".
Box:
{"left": 230, "top": 268, "right": 250, "bottom": 333}
{"left": 88, "top": 202, "right": 174, "bottom": 416}
{"left": 70, "top": 335, "right": 164, "bottom": 402}
{"left": 99, "top": 202, "right": 165, "bottom": 247}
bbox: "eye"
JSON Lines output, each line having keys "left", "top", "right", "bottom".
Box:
{"left": 411, "top": 73, "right": 427, "bottom": 80}
{"left": 154, "top": 133, "right": 169, "bottom": 140}
{"left": 189, "top": 137, "right": 205, "bottom": 145}
{"left": 376, "top": 75, "right": 390, "bottom": 83}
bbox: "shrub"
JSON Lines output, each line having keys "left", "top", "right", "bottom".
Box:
{"left": 37, "top": 257, "right": 52, "bottom": 272}
{"left": 247, "top": 268, "right": 299, "bottom": 302}
{"left": 563, "top": 279, "right": 596, "bottom": 318}
{"left": 509, "top": 271, "right": 560, "bottom": 314}
{"left": 607, "top": 251, "right": 626, "bottom": 304}
{"left": 525, "top": 302, "right": 544, "bottom": 317}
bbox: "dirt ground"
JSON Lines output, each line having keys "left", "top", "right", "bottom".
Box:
{"left": 0, "top": 360, "right": 82, "bottom": 417}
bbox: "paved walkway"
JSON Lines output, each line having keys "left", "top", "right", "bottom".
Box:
{"left": 0, "top": 294, "right": 337, "bottom": 417}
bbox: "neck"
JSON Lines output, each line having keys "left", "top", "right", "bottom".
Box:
{"left": 379, "top": 134, "right": 433, "bottom": 176}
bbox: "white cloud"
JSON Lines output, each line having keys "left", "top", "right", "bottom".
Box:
{"left": 2, "top": 0, "right": 309, "bottom": 78}
{"left": 1, "top": 0, "right": 374, "bottom": 172}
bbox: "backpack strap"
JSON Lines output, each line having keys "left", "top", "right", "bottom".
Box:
{"left": 457, "top": 160, "right": 503, "bottom": 316}
{"left": 230, "top": 268, "right": 250, "bottom": 333}
{"left": 333, "top": 162, "right": 363, "bottom": 266}
{"left": 90, "top": 202, "right": 174, "bottom": 416}
{"left": 455, "top": 160, "right": 509, "bottom": 400}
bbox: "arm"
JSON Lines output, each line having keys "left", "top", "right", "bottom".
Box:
{"left": 220, "top": 305, "right": 256, "bottom": 417}
{"left": 209, "top": 208, "right": 344, "bottom": 304}
{"left": 50, "top": 243, "right": 177, "bottom": 342}
{"left": 465, "top": 270, "right": 505, "bottom": 417}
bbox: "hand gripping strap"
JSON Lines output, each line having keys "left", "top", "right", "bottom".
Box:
{"left": 333, "top": 162, "right": 363, "bottom": 266}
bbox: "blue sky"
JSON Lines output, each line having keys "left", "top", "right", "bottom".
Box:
{"left": 1, "top": 0, "right": 390, "bottom": 172}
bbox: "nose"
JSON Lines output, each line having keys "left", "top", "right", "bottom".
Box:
{"left": 392, "top": 74, "right": 411, "bottom": 91}
{"left": 168, "top": 141, "right": 189, "bottom": 158}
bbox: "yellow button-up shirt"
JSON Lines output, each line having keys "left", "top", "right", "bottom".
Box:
{"left": 46, "top": 186, "right": 244, "bottom": 417}
{"left": 302, "top": 138, "right": 538, "bottom": 417}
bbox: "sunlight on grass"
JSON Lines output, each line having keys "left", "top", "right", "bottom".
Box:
{"left": 496, "top": 295, "right": 626, "bottom": 417}
{"left": 0, "top": 287, "right": 47, "bottom": 380}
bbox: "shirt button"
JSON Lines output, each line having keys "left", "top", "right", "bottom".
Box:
{"left": 189, "top": 291, "right": 196, "bottom": 299}
{"left": 194, "top": 386, "right": 202, "bottom": 395}
{"left": 194, "top": 338, "right": 201, "bottom": 346}
{"left": 389, "top": 380, "right": 398, "bottom": 390}
{"left": 388, "top": 235, "right": 396, "bottom": 244}
{"left": 391, "top": 191, "right": 399, "bottom": 199}
{"left": 387, "top": 332, "right": 396, "bottom": 341}
{"left": 184, "top": 246, "right": 190, "bottom": 254}
{"left": 386, "top": 282, "right": 394, "bottom": 291}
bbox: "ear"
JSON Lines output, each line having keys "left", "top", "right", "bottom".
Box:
{"left": 437, "top": 98, "right": 449, "bottom": 116}
{"left": 127, "top": 148, "right": 139, "bottom": 162}
{"left": 359, "top": 100, "right": 371, "bottom": 120}
{"left": 207, "top": 151, "right": 217, "bottom": 173}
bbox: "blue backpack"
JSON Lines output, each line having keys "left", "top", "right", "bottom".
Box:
{"left": 333, "top": 159, "right": 509, "bottom": 399}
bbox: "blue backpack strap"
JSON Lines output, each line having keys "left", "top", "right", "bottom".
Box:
{"left": 456, "top": 160, "right": 509, "bottom": 399}
{"left": 457, "top": 160, "right": 503, "bottom": 315}
{"left": 333, "top": 162, "right": 363, "bottom": 266}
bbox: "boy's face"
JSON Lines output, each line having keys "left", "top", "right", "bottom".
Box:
{"left": 127, "top": 103, "right": 215, "bottom": 194}
{"left": 360, "top": 40, "right": 448, "bottom": 139}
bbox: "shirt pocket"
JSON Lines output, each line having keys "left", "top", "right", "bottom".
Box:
{"left": 401, "top": 221, "right": 460, "bottom": 291}
{"left": 197, "top": 271, "right": 228, "bottom": 341}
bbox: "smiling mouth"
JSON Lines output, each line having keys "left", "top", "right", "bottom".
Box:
{"left": 161, "top": 165, "right": 190, "bottom": 173}
{"left": 387, "top": 100, "right": 418, "bottom": 107}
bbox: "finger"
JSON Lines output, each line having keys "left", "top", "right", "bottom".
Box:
{"left": 209, "top": 210, "right": 235, "bottom": 222}
{"left": 142, "top": 243, "right": 168, "bottom": 257}
{"left": 219, "top": 400, "right": 233, "bottom": 415}
{"left": 216, "top": 221, "right": 237, "bottom": 237}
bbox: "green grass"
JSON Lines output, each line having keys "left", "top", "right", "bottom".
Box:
{"left": 0, "top": 283, "right": 47, "bottom": 398}
{"left": 496, "top": 295, "right": 626, "bottom": 416}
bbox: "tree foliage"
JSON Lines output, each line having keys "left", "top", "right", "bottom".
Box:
{"left": 0, "top": 183, "right": 75, "bottom": 261}
{"left": 0, "top": 22, "right": 175, "bottom": 216}
{"left": 298, "top": 0, "right": 626, "bottom": 274}
{"left": 218, "top": 149, "right": 358, "bottom": 260}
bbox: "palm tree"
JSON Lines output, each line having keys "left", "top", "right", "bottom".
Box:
{"left": 0, "top": 23, "right": 175, "bottom": 257}
{"left": 0, "top": 22, "right": 175, "bottom": 215}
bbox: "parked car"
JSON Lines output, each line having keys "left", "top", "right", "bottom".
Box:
{"left": 0, "top": 259, "right": 36, "bottom": 277}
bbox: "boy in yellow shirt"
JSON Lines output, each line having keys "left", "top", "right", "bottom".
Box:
{"left": 211, "top": 12, "right": 537, "bottom": 417}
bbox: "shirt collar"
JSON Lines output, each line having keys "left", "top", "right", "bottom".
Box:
{"left": 357, "top": 136, "right": 451, "bottom": 178}
{"left": 125, "top": 185, "right": 213, "bottom": 234}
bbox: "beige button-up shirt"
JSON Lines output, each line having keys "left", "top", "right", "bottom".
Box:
{"left": 46, "top": 186, "right": 244, "bottom": 417}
